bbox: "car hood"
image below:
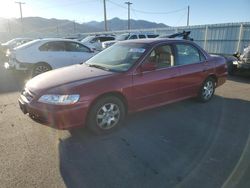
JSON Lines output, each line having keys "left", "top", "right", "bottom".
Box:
{"left": 25, "top": 64, "right": 114, "bottom": 94}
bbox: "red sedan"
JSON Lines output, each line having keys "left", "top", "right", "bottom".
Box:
{"left": 19, "top": 39, "right": 227, "bottom": 134}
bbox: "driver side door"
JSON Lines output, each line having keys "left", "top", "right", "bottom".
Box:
{"left": 132, "top": 44, "right": 182, "bottom": 111}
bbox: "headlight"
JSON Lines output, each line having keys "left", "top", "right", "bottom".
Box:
{"left": 6, "top": 49, "right": 11, "bottom": 57}
{"left": 38, "top": 94, "right": 80, "bottom": 105}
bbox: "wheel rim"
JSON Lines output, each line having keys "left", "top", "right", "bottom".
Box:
{"left": 202, "top": 80, "right": 214, "bottom": 100}
{"left": 34, "top": 65, "right": 50, "bottom": 76}
{"left": 96, "top": 103, "right": 120, "bottom": 130}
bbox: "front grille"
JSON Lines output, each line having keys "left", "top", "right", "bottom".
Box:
{"left": 21, "top": 89, "right": 34, "bottom": 102}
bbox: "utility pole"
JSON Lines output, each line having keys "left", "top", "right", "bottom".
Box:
{"left": 15, "top": 1, "right": 25, "bottom": 33}
{"left": 7, "top": 19, "right": 11, "bottom": 33}
{"left": 125, "top": 1, "right": 132, "bottom": 30}
{"left": 103, "top": 0, "right": 108, "bottom": 31}
{"left": 73, "top": 20, "right": 76, "bottom": 33}
{"left": 187, "top": 5, "right": 190, "bottom": 26}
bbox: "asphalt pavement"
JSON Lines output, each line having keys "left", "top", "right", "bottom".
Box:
{"left": 0, "top": 63, "right": 250, "bottom": 188}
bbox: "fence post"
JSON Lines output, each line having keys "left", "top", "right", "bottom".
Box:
{"left": 236, "top": 24, "right": 243, "bottom": 52}
{"left": 204, "top": 25, "right": 208, "bottom": 50}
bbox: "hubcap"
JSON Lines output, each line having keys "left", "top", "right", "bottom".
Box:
{"left": 96, "top": 103, "right": 120, "bottom": 129}
{"left": 34, "top": 65, "right": 50, "bottom": 76}
{"left": 202, "top": 80, "right": 214, "bottom": 100}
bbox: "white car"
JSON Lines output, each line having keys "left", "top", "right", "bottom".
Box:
{"left": 1, "top": 38, "right": 33, "bottom": 50}
{"left": 102, "top": 33, "right": 159, "bottom": 49}
{"left": 81, "top": 35, "right": 115, "bottom": 51}
{"left": 5, "top": 38, "right": 97, "bottom": 77}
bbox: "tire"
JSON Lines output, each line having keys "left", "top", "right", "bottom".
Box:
{"left": 198, "top": 77, "right": 215, "bottom": 103}
{"left": 32, "top": 63, "right": 52, "bottom": 77}
{"left": 87, "top": 96, "right": 126, "bottom": 134}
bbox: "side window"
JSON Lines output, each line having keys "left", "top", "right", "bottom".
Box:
{"left": 147, "top": 34, "right": 159, "bottom": 38}
{"left": 145, "top": 45, "right": 174, "bottom": 69}
{"left": 66, "top": 42, "right": 90, "bottom": 52}
{"left": 90, "top": 38, "right": 98, "bottom": 43}
{"left": 139, "top": 35, "right": 146, "bottom": 39}
{"left": 39, "top": 42, "right": 65, "bottom": 52}
{"left": 129, "top": 35, "right": 138, "bottom": 39}
{"left": 176, "top": 44, "right": 204, "bottom": 65}
{"left": 99, "top": 37, "right": 114, "bottom": 42}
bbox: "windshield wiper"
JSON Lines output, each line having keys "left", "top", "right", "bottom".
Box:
{"left": 86, "top": 63, "right": 111, "bottom": 71}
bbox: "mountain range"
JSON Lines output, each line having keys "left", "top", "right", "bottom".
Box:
{"left": 0, "top": 17, "right": 168, "bottom": 42}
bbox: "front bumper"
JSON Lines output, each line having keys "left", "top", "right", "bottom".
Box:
{"left": 4, "top": 61, "right": 32, "bottom": 71}
{"left": 233, "top": 61, "right": 250, "bottom": 70}
{"left": 18, "top": 94, "right": 90, "bottom": 130}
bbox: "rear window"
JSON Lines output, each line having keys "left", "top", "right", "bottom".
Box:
{"left": 100, "top": 37, "right": 115, "bottom": 42}
{"left": 39, "top": 41, "right": 66, "bottom": 51}
{"left": 129, "top": 35, "right": 138, "bottom": 39}
{"left": 147, "top": 34, "right": 159, "bottom": 38}
{"left": 139, "top": 35, "right": 146, "bottom": 39}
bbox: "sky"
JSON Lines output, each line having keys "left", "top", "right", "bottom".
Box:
{"left": 0, "top": 0, "right": 249, "bottom": 26}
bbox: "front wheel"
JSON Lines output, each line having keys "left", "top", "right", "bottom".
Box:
{"left": 32, "top": 63, "right": 52, "bottom": 77}
{"left": 198, "top": 78, "right": 215, "bottom": 102}
{"left": 87, "top": 96, "right": 126, "bottom": 134}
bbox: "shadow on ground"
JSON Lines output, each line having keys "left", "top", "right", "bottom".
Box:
{"left": 58, "top": 96, "right": 250, "bottom": 188}
{"left": 0, "top": 65, "right": 30, "bottom": 93}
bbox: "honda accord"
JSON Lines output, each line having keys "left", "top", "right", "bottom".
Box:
{"left": 19, "top": 39, "right": 227, "bottom": 134}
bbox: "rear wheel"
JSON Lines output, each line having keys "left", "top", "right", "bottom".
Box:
{"left": 32, "top": 63, "right": 51, "bottom": 77}
{"left": 198, "top": 78, "right": 215, "bottom": 102}
{"left": 87, "top": 96, "right": 126, "bottom": 134}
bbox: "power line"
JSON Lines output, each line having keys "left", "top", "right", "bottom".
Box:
{"left": 131, "top": 7, "right": 187, "bottom": 15}
{"left": 108, "top": 0, "right": 187, "bottom": 15}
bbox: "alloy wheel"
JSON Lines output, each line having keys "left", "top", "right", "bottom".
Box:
{"left": 96, "top": 103, "right": 120, "bottom": 130}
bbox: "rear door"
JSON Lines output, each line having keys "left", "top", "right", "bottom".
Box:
{"left": 132, "top": 44, "right": 182, "bottom": 111}
{"left": 174, "top": 43, "right": 209, "bottom": 97}
{"left": 39, "top": 41, "right": 70, "bottom": 68}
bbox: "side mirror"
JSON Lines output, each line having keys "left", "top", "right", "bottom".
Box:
{"left": 140, "top": 61, "right": 156, "bottom": 72}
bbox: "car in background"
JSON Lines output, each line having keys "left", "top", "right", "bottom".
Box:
{"left": 102, "top": 32, "right": 159, "bottom": 49}
{"left": 158, "top": 31, "right": 193, "bottom": 41}
{"left": 18, "top": 38, "right": 227, "bottom": 134}
{"left": 81, "top": 35, "right": 115, "bottom": 51}
{"left": 0, "top": 38, "right": 33, "bottom": 60}
{"left": 229, "top": 45, "right": 250, "bottom": 74}
{"left": 5, "top": 38, "right": 97, "bottom": 77}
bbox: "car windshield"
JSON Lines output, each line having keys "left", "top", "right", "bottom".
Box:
{"left": 81, "top": 36, "right": 95, "bottom": 43}
{"left": 116, "top": 34, "right": 129, "bottom": 41}
{"left": 86, "top": 43, "right": 147, "bottom": 72}
{"left": 14, "top": 39, "right": 38, "bottom": 50}
{"left": 3, "top": 38, "right": 17, "bottom": 45}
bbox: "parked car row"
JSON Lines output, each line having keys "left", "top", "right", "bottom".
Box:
{"left": 1, "top": 32, "right": 159, "bottom": 77}
{"left": 2, "top": 31, "right": 234, "bottom": 81}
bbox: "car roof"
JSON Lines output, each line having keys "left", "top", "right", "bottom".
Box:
{"left": 118, "top": 38, "right": 189, "bottom": 45}
{"left": 38, "top": 38, "right": 81, "bottom": 42}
